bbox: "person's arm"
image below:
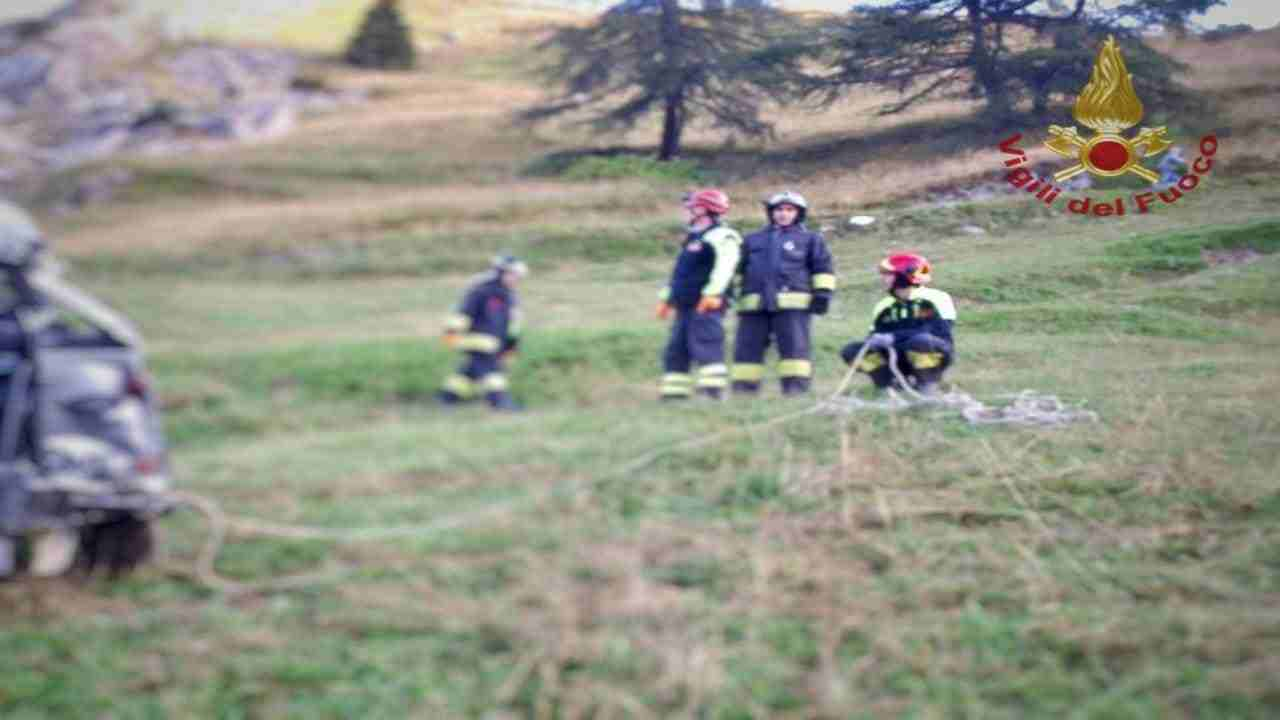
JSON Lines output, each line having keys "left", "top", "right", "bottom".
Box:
{"left": 502, "top": 305, "right": 522, "bottom": 354}
{"left": 808, "top": 234, "right": 836, "bottom": 315}
{"left": 700, "top": 229, "right": 741, "bottom": 302}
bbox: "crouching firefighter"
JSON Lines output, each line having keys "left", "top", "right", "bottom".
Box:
{"left": 438, "top": 255, "right": 527, "bottom": 411}
{"left": 840, "top": 253, "right": 956, "bottom": 394}
{"left": 656, "top": 189, "right": 741, "bottom": 400}
{"left": 732, "top": 191, "right": 836, "bottom": 396}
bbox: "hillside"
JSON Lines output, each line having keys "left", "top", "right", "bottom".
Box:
{"left": 2, "top": 11, "right": 1279, "bottom": 720}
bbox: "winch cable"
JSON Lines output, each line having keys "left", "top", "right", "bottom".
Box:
{"left": 162, "top": 345, "right": 1094, "bottom": 595}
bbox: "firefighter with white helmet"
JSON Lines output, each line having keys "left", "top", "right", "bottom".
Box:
{"left": 840, "top": 252, "right": 957, "bottom": 393}
{"left": 731, "top": 190, "right": 837, "bottom": 396}
{"left": 655, "top": 189, "right": 741, "bottom": 400}
{"left": 439, "top": 255, "right": 528, "bottom": 411}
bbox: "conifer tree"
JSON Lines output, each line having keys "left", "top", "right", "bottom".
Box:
{"left": 524, "top": 0, "right": 807, "bottom": 160}
{"left": 812, "top": 0, "right": 1219, "bottom": 123}
{"left": 345, "top": 0, "right": 415, "bottom": 71}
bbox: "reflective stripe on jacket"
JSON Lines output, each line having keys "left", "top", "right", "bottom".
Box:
{"left": 736, "top": 224, "right": 835, "bottom": 313}
{"left": 444, "top": 277, "right": 520, "bottom": 353}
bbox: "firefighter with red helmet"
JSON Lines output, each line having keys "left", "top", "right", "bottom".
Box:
{"left": 655, "top": 189, "right": 741, "bottom": 400}
{"left": 840, "top": 252, "right": 956, "bottom": 393}
{"left": 438, "top": 255, "right": 527, "bottom": 411}
{"left": 731, "top": 191, "right": 837, "bottom": 396}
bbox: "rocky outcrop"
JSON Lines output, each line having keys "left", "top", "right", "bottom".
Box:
{"left": 0, "top": 0, "right": 366, "bottom": 202}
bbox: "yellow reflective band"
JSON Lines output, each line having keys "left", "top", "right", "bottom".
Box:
{"left": 777, "top": 359, "right": 813, "bottom": 378}
{"left": 857, "top": 354, "right": 885, "bottom": 373}
{"left": 812, "top": 274, "right": 837, "bottom": 291}
{"left": 696, "top": 377, "right": 729, "bottom": 389}
{"left": 661, "top": 387, "right": 693, "bottom": 397}
{"left": 777, "top": 292, "right": 813, "bottom": 310}
{"left": 731, "top": 363, "right": 765, "bottom": 382}
{"left": 662, "top": 373, "right": 693, "bottom": 385}
{"left": 457, "top": 334, "right": 502, "bottom": 353}
{"left": 481, "top": 373, "right": 509, "bottom": 391}
{"left": 907, "top": 351, "right": 945, "bottom": 369}
{"left": 856, "top": 353, "right": 885, "bottom": 372}
{"left": 699, "top": 364, "right": 728, "bottom": 377}
{"left": 444, "top": 313, "right": 471, "bottom": 333}
{"left": 738, "top": 294, "right": 762, "bottom": 312}
{"left": 443, "top": 374, "right": 475, "bottom": 397}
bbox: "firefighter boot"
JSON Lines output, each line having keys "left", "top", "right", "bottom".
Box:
{"left": 911, "top": 367, "right": 944, "bottom": 396}
{"left": 437, "top": 390, "right": 467, "bottom": 405}
{"left": 780, "top": 377, "right": 811, "bottom": 396}
{"left": 486, "top": 391, "right": 523, "bottom": 412}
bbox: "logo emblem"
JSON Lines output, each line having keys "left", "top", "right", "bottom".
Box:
{"left": 687, "top": 241, "right": 703, "bottom": 252}
{"left": 1044, "top": 36, "right": 1171, "bottom": 183}
{"left": 783, "top": 241, "right": 796, "bottom": 252}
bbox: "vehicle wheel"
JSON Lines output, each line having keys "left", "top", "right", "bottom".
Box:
{"left": 76, "top": 515, "right": 154, "bottom": 578}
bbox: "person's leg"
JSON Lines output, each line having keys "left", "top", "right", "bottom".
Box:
{"left": 840, "top": 340, "right": 894, "bottom": 389}
{"left": 688, "top": 309, "right": 728, "bottom": 399}
{"left": 465, "top": 352, "right": 518, "bottom": 410}
{"left": 775, "top": 311, "right": 813, "bottom": 395}
{"left": 901, "top": 333, "right": 953, "bottom": 392}
{"left": 731, "top": 313, "right": 770, "bottom": 395}
{"left": 439, "top": 352, "right": 480, "bottom": 404}
{"left": 661, "top": 309, "right": 694, "bottom": 400}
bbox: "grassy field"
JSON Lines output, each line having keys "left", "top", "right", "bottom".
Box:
{"left": 2, "top": 15, "right": 1279, "bottom": 720}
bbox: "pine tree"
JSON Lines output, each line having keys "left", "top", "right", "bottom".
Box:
{"left": 811, "top": 0, "right": 1218, "bottom": 123}
{"left": 345, "top": 0, "right": 415, "bottom": 71}
{"left": 523, "top": 1, "right": 808, "bottom": 161}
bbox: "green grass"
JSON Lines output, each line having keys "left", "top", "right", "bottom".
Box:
{"left": 13, "top": 222, "right": 1270, "bottom": 717}
{"left": 6, "top": 38, "right": 1280, "bottom": 718}
{"left": 559, "top": 155, "right": 704, "bottom": 183}
{"left": 1105, "top": 219, "right": 1280, "bottom": 275}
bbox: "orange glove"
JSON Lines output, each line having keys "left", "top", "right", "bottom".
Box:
{"left": 696, "top": 296, "right": 723, "bottom": 314}
{"left": 501, "top": 350, "right": 517, "bottom": 363}
{"left": 655, "top": 302, "right": 674, "bottom": 320}
{"left": 443, "top": 332, "right": 460, "bottom": 349}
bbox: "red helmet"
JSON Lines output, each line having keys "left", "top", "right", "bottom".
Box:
{"left": 684, "top": 188, "right": 730, "bottom": 216}
{"left": 879, "top": 253, "right": 932, "bottom": 287}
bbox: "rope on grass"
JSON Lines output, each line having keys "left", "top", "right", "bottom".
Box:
{"left": 819, "top": 345, "right": 1099, "bottom": 428}
{"left": 160, "top": 344, "right": 1094, "bottom": 595}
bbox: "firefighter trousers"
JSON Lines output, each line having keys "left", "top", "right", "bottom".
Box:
{"left": 440, "top": 351, "right": 514, "bottom": 407}
{"left": 662, "top": 308, "right": 728, "bottom": 399}
{"left": 840, "top": 332, "right": 953, "bottom": 388}
{"left": 732, "top": 310, "right": 813, "bottom": 395}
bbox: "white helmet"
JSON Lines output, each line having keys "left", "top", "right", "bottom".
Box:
{"left": 491, "top": 254, "right": 528, "bottom": 277}
{"left": 764, "top": 190, "right": 808, "bottom": 224}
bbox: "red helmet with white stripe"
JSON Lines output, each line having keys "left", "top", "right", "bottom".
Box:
{"left": 684, "top": 189, "right": 730, "bottom": 216}
{"left": 879, "top": 253, "right": 932, "bottom": 287}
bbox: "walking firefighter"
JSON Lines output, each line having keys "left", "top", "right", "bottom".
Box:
{"left": 656, "top": 189, "right": 742, "bottom": 400}
{"left": 438, "top": 255, "right": 527, "bottom": 411}
{"left": 840, "top": 252, "right": 956, "bottom": 394}
{"left": 731, "top": 191, "right": 836, "bottom": 396}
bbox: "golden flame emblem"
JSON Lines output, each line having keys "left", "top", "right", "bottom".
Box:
{"left": 1045, "top": 36, "right": 1171, "bottom": 183}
